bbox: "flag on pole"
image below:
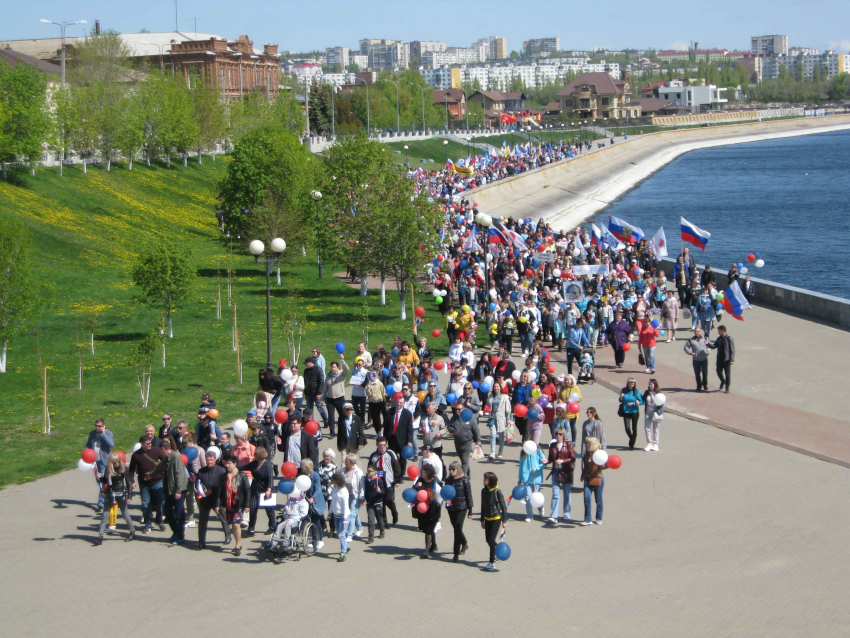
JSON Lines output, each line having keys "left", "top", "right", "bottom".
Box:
{"left": 465, "top": 227, "right": 482, "bottom": 253}
{"left": 590, "top": 223, "right": 602, "bottom": 248}
{"left": 599, "top": 224, "right": 626, "bottom": 251}
{"left": 680, "top": 217, "right": 711, "bottom": 251}
{"left": 650, "top": 226, "right": 668, "bottom": 258}
{"left": 720, "top": 281, "right": 750, "bottom": 321}
{"left": 446, "top": 158, "right": 454, "bottom": 170}
{"left": 608, "top": 215, "right": 644, "bottom": 243}
{"left": 492, "top": 218, "right": 527, "bottom": 251}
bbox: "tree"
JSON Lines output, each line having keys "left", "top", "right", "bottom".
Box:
{"left": 68, "top": 28, "right": 134, "bottom": 86}
{"left": 0, "top": 216, "right": 46, "bottom": 372}
{"left": 131, "top": 237, "right": 196, "bottom": 338}
{"left": 158, "top": 76, "right": 196, "bottom": 167}
{"left": 308, "top": 82, "right": 333, "bottom": 135}
{"left": 279, "top": 277, "right": 310, "bottom": 364}
{"left": 509, "top": 50, "right": 520, "bottom": 58}
{"left": 0, "top": 59, "right": 53, "bottom": 170}
{"left": 128, "top": 332, "right": 158, "bottom": 407}
{"left": 190, "top": 81, "right": 226, "bottom": 163}
{"left": 137, "top": 71, "right": 170, "bottom": 166}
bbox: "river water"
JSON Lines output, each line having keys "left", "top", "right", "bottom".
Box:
{"left": 590, "top": 128, "right": 850, "bottom": 300}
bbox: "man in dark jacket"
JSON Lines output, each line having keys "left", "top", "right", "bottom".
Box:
{"left": 385, "top": 395, "right": 415, "bottom": 476}
{"left": 86, "top": 418, "right": 114, "bottom": 511}
{"left": 709, "top": 325, "right": 735, "bottom": 393}
{"left": 196, "top": 450, "right": 230, "bottom": 549}
{"left": 302, "top": 357, "right": 328, "bottom": 424}
{"left": 700, "top": 265, "right": 716, "bottom": 288}
{"left": 259, "top": 368, "right": 285, "bottom": 413}
{"left": 448, "top": 404, "right": 481, "bottom": 477}
{"left": 337, "top": 403, "right": 367, "bottom": 453}
{"left": 276, "top": 415, "right": 319, "bottom": 467}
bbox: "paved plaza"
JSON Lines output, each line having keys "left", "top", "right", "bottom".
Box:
{"left": 1, "top": 302, "right": 849, "bottom": 637}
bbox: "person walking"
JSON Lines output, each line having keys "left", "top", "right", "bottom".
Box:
{"left": 362, "top": 464, "right": 386, "bottom": 543}
{"left": 580, "top": 407, "right": 606, "bottom": 457}
{"left": 243, "top": 447, "right": 275, "bottom": 537}
{"left": 606, "top": 311, "right": 632, "bottom": 368}
{"left": 696, "top": 288, "right": 716, "bottom": 338}
{"left": 129, "top": 435, "right": 167, "bottom": 534}
{"left": 545, "top": 426, "right": 576, "bottom": 523}
{"left": 158, "top": 440, "right": 188, "bottom": 546}
{"left": 709, "top": 324, "right": 735, "bottom": 393}
{"left": 448, "top": 403, "right": 481, "bottom": 478}
{"left": 518, "top": 439, "right": 546, "bottom": 522}
{"left": 323, "top": 355, "right": 350, "bottom": 438}
{"left": 565, "top": 318, "right": 590, "bottom": 375}
{"left": 195, "top": 450, "right": 230, "bottom": 550}
{"left": 579, "top": 437, "right": 605, "bottom": 526}
{"left": 684, "top": 326, "right": 711, "bottom": 391}
{"left": 480, "top": 471, "right": 508, "bottom": 572}
{"left": 444, "top": 460, "right": 473, "bottom": 562}
{"left": 94, "top": 452, "right": 135, "bottom": 545}
{"left": 365, "top": 371, "right": 387, "bottom": 436}
{"left": 336, "top": 403, "right": 367, "bottom": 454}
{"left": 487, "top": 382, "right": 512, "bottom": 459}
{"left": 618, "top": 378, "right": 644, "bottom": 450}
{"left": 412, "top": 464, "right": 443, "bottom": 559}
{"left": 642, "top": 379, "right": 664, "bottom": 451}
{"left": 329, "top": 473, "right": 351, "bottom": 562}
{"left": 303, "top": 356, "right": 328, "bottom": 425}
{"left": 369, "top": 437, "right": 401, "bottom": 528}
{"left": 661, "top": 290, "right": 680, "bottom": 341}
{"left": 638, "top": 321, "right": 659, "bottom": 374}
{"left": 221, "top": 456, "right": 250, "bottom": 556}
{"left": 85, "top": 418, "right": 114, "bottom": 512}
{"left": 343, "top": 454, "right": 364, "bottom": 542}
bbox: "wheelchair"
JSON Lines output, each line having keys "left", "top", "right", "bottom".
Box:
{"left": 266, "top": 506, "right": 320, "bottom": 563}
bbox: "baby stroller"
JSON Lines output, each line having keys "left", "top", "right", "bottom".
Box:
{"left": 577, "top": 347, "right": 596, "bottom": 384}
{"left": 253, "top": 391, "right": 272, "bottom": 420}
{"left": 266, "top": 503, "right": 320, "bottom": 563}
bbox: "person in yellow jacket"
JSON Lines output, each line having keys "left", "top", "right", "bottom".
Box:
{"left": 558, "top": 374, "right": 582, "bottom": 443}
{"left": 396, "top": 341, "right": 421, "bottom": 382}
{"left": 445, "top": 307, "right": 459, "bottom": 344}
{"left": 456, "top": 306, "right": 474, "bottom": 342}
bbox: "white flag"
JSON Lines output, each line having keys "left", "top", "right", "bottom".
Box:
{"left": 650, "top": 226, "right": 668, "bottom": 258}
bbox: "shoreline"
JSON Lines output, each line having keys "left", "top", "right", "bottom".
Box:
{"left": 470, "top": 115, "right": 850, "bottom": 232}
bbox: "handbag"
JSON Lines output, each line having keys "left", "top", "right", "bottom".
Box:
{"left": 617, "top": 403, "right": 625, "bottom": 417}
{"left": 638, "top": 352, "right": 645, "bottom": 366}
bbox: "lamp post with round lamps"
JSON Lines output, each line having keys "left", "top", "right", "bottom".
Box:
{"left": 443, "top": 139, "right": 449, "bottom": 165}
{"left": 311, "top": 190, "right": 323, "bottom": 279}
{"left": 248, "top": 237, "right": 286, "bottom": 371}
{"left": 475, "top": 212, "right": 494, "bottom": 325}
{"left": 403, "top": 144, "right": 409, "bottom": 167}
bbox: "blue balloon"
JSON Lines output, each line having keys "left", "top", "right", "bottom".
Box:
{"left": 510, "top": 292, "right": 517, "bottom": 302}
{"left": 465, "top": 268, "right": 472, "bottom": 276}
{"left": 495, "top": 541, "right": 512, "bottom": 561}
{"left": 460, "top": 260, "right": 468, "bottom": 269}
{"left": 184, "top": 446, "right": 199, "bottom": 462}
{"left": 512, "top": 485, "right": 528, "bottom": 500}
{"left": 479, "top": 382, "right": 491, "bottom": 393}
{"left": 335, "top": 342, "right": 346, "bottom": 354}
{"left": 527, "top": 408, "right": 539, "bottom": 421}
{"left": 489, "top": 302, "right": 497, "bottom": 311}
{"left": 460, "top": 408, "right": 473, "bottom": 422}
{"left": 402, "top": 488, "right": 417, "bottom": 503}
{"left": 391, "top": 348, "right": 399, "bottom": 358}
{"left": 277, "top": 479, "right": 295, "bottom": 495}
{"left": 651, "top": 319, "right": 660, "bottom": 328}
{"left": 737, "top": 262, "right": 744, "bottom": 271}
{"left": 447, "top": 393, "right": 458, "bottom": 404}
{"left": 471, "top": 381, "right": 479, "bottom": 389}
{"left": 755, "top": 251, "right": 761, "bottom": 258}
{"left": 440, "top": 485, "right": 457, "bottom": 500}
{"left": 382, "top": 368, "right": 390, "bottom": 377}
{"left": 402, "top": 445, "right": 415, "bottom": 459}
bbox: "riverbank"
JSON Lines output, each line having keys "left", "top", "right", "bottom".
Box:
{"left": 470, "top": 115, "right": 850, "bottom": 230}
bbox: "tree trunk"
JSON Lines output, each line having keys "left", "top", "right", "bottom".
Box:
{"left": 0, "top": 340, "right": 7, "bottom": 373}
{"left": 276, "top": 265, "right": 281, "bottom": 286}
{"left": 212, "top": 152, "right": 216, "bottom": 162}
{"left": 380, "top": 275, "right": 386, "bottom": 306}
{"left": 167, "top": 310, "right": 173, "bottom": 338}
{"left": 198, "top": 148, "right": 203, "bottom": 164}
{"left": 82, "top": 158, "right": 87, "bottom": 174}
{"left": 59, "top": 160, "right": 63, "bottom": 177}
{"left": 360, "top": 276, "right": 368, "bottom": 296}
{"left": 146, "top": 154, "right": 151, "bottom": 168}
{"left": 90, "top": 333, "right": 95, "bottom": 355}
{"left": 106, "top": 158, "right": 111, "bottom": 172}
{"left": 1, "top": 163, "right": 6, "bottom": 179}
{"left": 128, "top": 156, "right": 133, "bottom": 171}
{"left": 145, "top": 367, "right": 151, "bottom": 408}
{"left": 162, "top": 342, "right": 166, "bottom": 368}
{"left": 399, "top": 289, "right": 407, "bottom": 320}
{"left": 79, "top": 366, "right": 83, "bottom": 390}
{"left": 183, "top": 154, "right": 187, "bottom": 167}
{"left": 166, "top": 155, "right": 171, "bottom": 168}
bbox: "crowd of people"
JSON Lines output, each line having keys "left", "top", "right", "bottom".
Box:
{"left": 84, "top": 198, "right": 740, "bottom": 570}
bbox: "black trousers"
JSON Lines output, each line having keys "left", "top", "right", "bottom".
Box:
{"left": 515, "top": 416, "right": 527, "bottom": 438}
{"left": 326, "top": 396, "right": 346, "bottom": 436}
{"left": 717, "top": 362, "right": 731, "bottom": 389}
{"left": 566, "top": 348, "right": 582, "bottom": 375}
{"left": 368, "top": 402, "right": 385, "bottom": 437}
{"left": 449, "top": 509, "right": 468, "bottom": 556}
{"left": 383, "top": 485, "right": 398, "bottom": 525}
{"left": 351, "top": 396, "right": 367, "bottom": 422}
{"left": 613, "top": 345, "right": 626, "bottom": 366}
{"left": 484, "top": 519, "right": 501, "bottom": 563}
{"left": 388, "top": 435, "right": 407, "bottom": 477}
{"left": 623, "top": 413, "right": 639, "bottom": 449}
{"left": 367, "top": 503, "right": 385, "bottom": 538}
{"left": 248, "top": 503, "right": 275, "bottom": 532}
{"left": 693, "top": 359, "right": 708, "bottom": 390}
{"left": 198, "top": 499, "right": 230, "bottom": 545}
{"left": 446, "top": 326, "right": 458, "bottom": 344}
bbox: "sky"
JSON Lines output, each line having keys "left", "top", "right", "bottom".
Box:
{"left": 5, "top": 0, "right": 849, "bottom": 55}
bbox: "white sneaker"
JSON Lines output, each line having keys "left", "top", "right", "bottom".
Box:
{"left": 485, "top": 562, "right": 498, "bottom": 572}
{"left": 107, "top": 526, "right": 117, "bottom": 535}
{"left": 524, "top": 517, "right": 532, "bottom": 522}
{"left": 546, "top": 517, "right": 556, "bottom": 524}
{"left": 579, "top": 521, "right": 593, "bottom": 526}
{"left": 645, "top": 368, "right": 651, "bottom": 373}
{"left": 665, "top": 339, "right": 671, "bottom": 343}
{"left": 316, "top": 541, "right": 324, "bottom": 550}
{"left": 652, "top": 444, "right": 659, "bottom": 451}
{"left": 644, "top": 444, "right": 653, "bottom": 451}
{"left": 594, "top": 520, "right": 603, "bottom": 525}
{"left": 184, "top": 520, "right": 196, "bottom": 528}
{"left": 353, "top": 529, "right": 362, "bottom": 538}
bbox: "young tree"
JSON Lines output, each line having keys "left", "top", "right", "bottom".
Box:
{"left": 0, "top": 216, "right": 46, "bottom": 372}
{"left": 117, "top": 90, "right": 144, "bottom": 170}
{"left": 191, "top": 81, "right": 226, "bottom": 163}
{"left": 67, "top": 84, "right": 99, "bottom": 173}
{"left": 279, "top": 277, "right": 310, "bottom": 365}
{"left": 128, "top": 332, "right": 157, "bottom": 407}
{"left": 159, "top": 77, "right": 197, "bottom": 167}
{"left": 131, "top": 237, "right": 196, "bottom": 338}
{"left": 0, "top": 59, "right": 53, "bottom": 171}
{"left": 137, "top": 71, "right": 170, "bottom": 166}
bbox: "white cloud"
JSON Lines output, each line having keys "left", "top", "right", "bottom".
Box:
{"left": 666, "top": 40, "right": 690, "bottom": 51}
{"left": 827, "top": 39, "right": 850, "bottom": 53}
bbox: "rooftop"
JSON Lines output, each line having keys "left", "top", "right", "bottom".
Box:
{"left": 0, "top": 47, "right": 61, "bottom": 75}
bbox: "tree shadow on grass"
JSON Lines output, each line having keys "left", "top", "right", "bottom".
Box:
{"left": 197, "top": 268, "right": 260, "bottom": 278}
{"left": 98, "top": 332, "right": 147, "bottom": 342}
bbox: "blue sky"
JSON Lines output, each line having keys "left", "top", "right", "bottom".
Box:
{"left": 6, "top": 0, "right": 849, "bottom": 55}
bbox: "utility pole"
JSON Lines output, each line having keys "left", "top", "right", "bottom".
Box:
{"left": 40, "top": 19, "right": 87, "bottom": 87}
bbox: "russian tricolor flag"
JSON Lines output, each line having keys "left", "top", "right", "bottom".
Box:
{"left": 446, "top": 158, "right": 454, "bottom": 170}
{"left": 608, "top": 216, "right": 644, "bottom": 243}
{"left": 488, "top": 227, "right": 509, "bottom": 246}
{"left": 721, "top": 281, "right": 750, "bottom": 321}
{"left": 681, "top": 217, "right": 711, "bottom": 251}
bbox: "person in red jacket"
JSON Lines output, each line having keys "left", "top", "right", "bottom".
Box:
{"left": 638, "top": 322, "right": 659, "bottom": 374}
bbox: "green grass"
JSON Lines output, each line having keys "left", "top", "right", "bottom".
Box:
{"left": 384, "top": 139, "right": 473, "bottom": 169}
{"left": 0, "top": 160, "right": 422, "bottom": 488}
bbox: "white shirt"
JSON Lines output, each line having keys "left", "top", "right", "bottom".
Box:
{"left": 419, "top": 455, "right": 443, "bottom": 482}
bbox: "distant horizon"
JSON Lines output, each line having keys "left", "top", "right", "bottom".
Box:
{"left": 3, "top": 0, "right": 848, "bottom": 58}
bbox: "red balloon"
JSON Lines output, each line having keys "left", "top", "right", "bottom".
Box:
{"left": 115, "top": 450, "right": 127, "bottom": 463}
{"left": 524, "top": 269, "right": 533, "bottom": 278}
{"left": 436, "top": 255, "right": 444, "bottom": 262}
{"left": 415, "top": 306, "right": 426, "bottom": 318}
{"left": 607, "top": 454, "right": 622, "bottom": 469}
{"left": 304, "top": 420, "right": 319, "bottom": 436}
{"left": 537, "top": 245, "right": 546, "bottom": 252}
{"left": 433, "top": 360, "right": 445, "bottom": 371}
{"left": 81, "top": 449, "right": 97, "bottom": 464}
{"left": 513, "top": 404, "right": 528, "bottom": 418}
{"left": 490, "top": 356, "right": 499, "bottom": 366}
{"left": 622, "top": 343, "right": 631, "bottom": 352}
{"left": 416, "top": 489, "right": 429, "bottom": 502}
{"left": 567, "top": 402, "right": 580, "bottom": 415}
{"left": 274, "top": 409, "right": 289, "bottom": 425}
{"left": 547, "top": 364, "right": 555, "bottom": 373}
{"left": 282, "top": 462, "right": 298, "bottom": 479}
{"left": 180, "top": 454, "right": 188, "bottom": 465}
{"left": 394, "top": 392, "right": 403, "bottom": 400}
{"left": 542, "top": 348, "right": 550, "bottom": 362}
{"left": 432, "top": 328, "right": 442, "bottom": 338}
{"left": 747, "top": 253, "right": 756, "bottom": 262}
{"left": 407, "top": 465, "right": 419, "bottom": 479}
{"left": 416, "top": 502, "right": 429, "bottom": 513}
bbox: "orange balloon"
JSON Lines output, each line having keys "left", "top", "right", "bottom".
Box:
{"left": 208, "top": 408, "right": 219, "bottom": 419}
{"left": 416, "top": 390, "right": 427, "bottom": 401}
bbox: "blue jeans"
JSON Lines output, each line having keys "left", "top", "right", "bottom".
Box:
{"left": 489, "top": 424, "right": 505, "bottom": 456}
{"left": 524, "top": 483, "right": 542, "bottom": 518}
{"left": 520, "top": 333, "right": 534, "bottom": 353}
{"left": 642, "top": 345, "right": 656, "bottom": 370}
{"left": 699, "top": 318, "right": 712, "bottom": 339}
{"left": 583, "top": 477, "right": 604, "bottom": 522}
{"left": 551, "top": 477, "right": 572, "bottom": 519}
{"left": 95, "top": 461, "right": 106, "bottom": 507}
{"left": 270, "top": 392, "right": 282, "bottom": 415}
{"left": 347, "top": 494, "right": 362, "bottom": 536}
{"left": 139, "top": 480, "right": 165, "bottom": 527}
{"left": 304, "top": 395, "right": 328, "bottom": 424}
{"left": 164, "top": 493, "right": 186, "bottom": 540}
{"left": 334, "top": 515, "right": 349, "bottom": 554}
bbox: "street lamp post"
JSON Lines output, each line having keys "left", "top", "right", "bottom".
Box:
{"left": 475, "top": 212, "right": 494, "bottom": 326}
{"left": 311, "top": 190, "right": 323, "bottom": 278}
{"left": 40, "top": 18, "right": 87, "bottom": 86}
{"left": 140, "top": 41, "right": 170, "bottom": 71}
{"left": 410, "top": 83, "right": 425, "bottom": 133}
{"left": 403, "top": 144, "right": 409, "bottom": 167}
{"left": 389, "top": 80, "right": 401, "bottom": 134}
{"left": 353, "top": 78, "right": 370, "bottom": 136}
{"left": 443, "top": 139, "right": 448, "bottom": 165}
{"left": 248, "top": 237, "right": 287, "bottom": 371}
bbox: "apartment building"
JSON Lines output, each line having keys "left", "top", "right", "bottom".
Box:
{"left": 325, "top": 47, "right": 349, "bottom": 70}
{"left": 761, "top": 51, "right": 846, "bottom": 80}
{"left": 751, "top": 35, "right": 789, "bottom": 56}
{"left": 359, "top": 38, "right": 408, "bottom": 69}
{"left": 524, "top": 37, "right": 561, "bottom": 57}
{"left": 409, "top": 40, "right": 447, "bottom": 60}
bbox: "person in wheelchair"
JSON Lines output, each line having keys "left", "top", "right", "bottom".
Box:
{"left": 270, "top": 491, "right": 309, "bottom": 552}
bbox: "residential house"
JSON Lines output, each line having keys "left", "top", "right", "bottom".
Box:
{"left": 556, "top": 72, "right": 640, "bottom": 119}
{"left": 432, "top": 88, "right": 466, "bottom": 119}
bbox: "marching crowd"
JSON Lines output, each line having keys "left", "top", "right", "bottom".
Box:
{"left": 85, "top": 195, "right": 740, "bottom": 571}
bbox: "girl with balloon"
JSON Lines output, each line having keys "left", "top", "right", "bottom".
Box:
{"left": 525, "top": 397, "right": 545, "bottom": 446}
{"left": 444, "top": 460, "right": 474, "bottom": 562}
{"left": 94, "top": 452, "right": 135, "bottom": 545}
{"left": 480, "top": 471, "right": 508, "bottom": 572}
{"left": 411, "top": 464, "right": 443, "bottom": 559}
{"left": 487, "top": 381, "right": 512, "bottom": 458}
{"left": 518, "top": 438, "right": 547, "bottom": 522}
{"left": 642, "top": 379, "right": 665, "bottom": 452}
{"left": 579, "top": 437, "right": 605, "bottom": 526}
{"left": 222, "top": 456, "right": 250, "bottom": 556}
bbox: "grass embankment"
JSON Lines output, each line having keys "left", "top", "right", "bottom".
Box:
{"left": 385, "top": 139, "right": 473, "bottom": 169}
{"left": 0, "top": 161, "right": 421, "bottom": 488}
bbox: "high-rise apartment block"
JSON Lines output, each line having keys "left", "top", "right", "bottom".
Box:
{"left": 751, "top": 35, "right": 789, "bottom": 56}
{"left": 359, "top": 38, "right": 408, "bottom": 69}
{"left": 409, "top": 41, "right": 447, "bottom": 60}
{"left": 325, "top": 47, "right": 349, "bottom": 69}
{"left": 524, "top": 37, "right": 561, "bottom": 56}
{"left": 490, "top": 37, "right": 507, "bottom": 60}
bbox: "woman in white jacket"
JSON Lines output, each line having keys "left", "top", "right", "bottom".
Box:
{"left": 343, "top": 454, "right": 364, "bottom": 541}
{"left": 487, "top": 382, "right": 513, "bottom": 459}
{"left": 286, "top": 365, "right": 305, "bottom": 411}
{"left": 329, "top": 473, "right": 351, "bottom": 562}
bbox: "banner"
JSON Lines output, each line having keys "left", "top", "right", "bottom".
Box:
{"left": 572, "top": 265, "right": 610, "bottom": 276}
{"left": 537, "top": 252, "right": 555, "bottom": 263}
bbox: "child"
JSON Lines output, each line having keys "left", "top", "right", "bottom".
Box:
{"left": 518, "top": 439, "right": 546, "bottom": 522}
{"left": 480, "top": 471, "right": 508, "bottom": 572}
{"left": 329, "top": 473, "right": 351, "bottom": 562}
{"left": 362, "top": 465, "right": 386, "bottom": 543}
{"left": 489, "top": 319, "right": 499, "bottom": 347}
{"left": 552, "top": 405, "right": 571, "bottom": 440}
{"left": 270, "top": 491, "right": 309, "bottom": 552}
{"left": 501, "top": 316, "right": 516, "bottom": 355}
{"left": 318, "top": 449, "right": 338, "bottom": 535}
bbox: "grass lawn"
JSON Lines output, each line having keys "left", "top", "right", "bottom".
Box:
{"left": 0, "top": 160, "right": 429, "bottom": 489}
{"left": 384, "top": 139, "right": 473, "bottom": 169}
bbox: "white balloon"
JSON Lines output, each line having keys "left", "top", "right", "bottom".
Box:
{"left": 295, "top": 475, "right": 312, "bottom": 493}
{"left": 281, "top": 369, "right": 294, "bottom": 381}
{"left": 512, "top": 370, "right": 522, "bottom": 381}
{"left": 522, "top": 440, "right": 538, "bottom": 455}
{"left": 393, "top": 381, "right": 403, "bottom": 393}
{"left": 739, "top": 267, "right": 748, "bottom": 275}
{"left": 440, "top": 290, "right": 448, "bottom": 296}
{"left": 654, "top": 392, "right": 667, "bottom": 407}
{"left": 755, "top": 259, "right": 765, "bottom": 268}
{"left": 529, "top": 491, "right": 545, "bottom": 509}
{"left": 289, "top": 488, "right": 301, "bottom": 499}
{"left": 571, "top": 249, "right": 580, "bottom": 257}
{"left": 553, "top": 269, "right": 561, "bottom": 278}
{"left": 568, "top": 392, "right": 580, "bottom": 403}
{"left": 232, "top": 419, "right": 249, "bottom": 436}
{"left": 528, "top": 369, "right": 538, "bottom": 382}
{"left": 432, "top": 289, "right": 441, "bottom": 297}
{"left": 486, "top": 254, "right": 493, "bottom": 263}
{"left": 207, "top": 446, "right": 221, "bottom": 460}
{"left": 132, "top": 442, "right": 142, "bottom": 452}
{"left": 592, "top": 450, "right": 609, "bottom": 466}
{"left": 78, "top": 459, "right": 95, "bottom": 472}
{"left": 484, "top": 375, "right": 494, "bottom": 386}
